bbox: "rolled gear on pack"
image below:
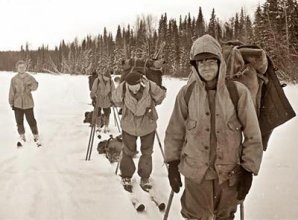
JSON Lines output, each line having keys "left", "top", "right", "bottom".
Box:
{"left": 222, "top": 41, "right": 296, "bottom": 150}
{"left": 120, "top": 44, "right": 166, "bottom": 88}
{"left": 120, "top": 58, "right": 164, "bottom": 87}
{"left": 97, "top": 135, "right": 123, "bottom": 163}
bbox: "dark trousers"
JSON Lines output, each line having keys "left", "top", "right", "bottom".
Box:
{"left": 120, "top": 131, "right": 155, "bottom": 179}
{"left": 97, "top": 107, "right": 111, "bottom": 126}
{"left": 14, "top": 108, "right": 38, "bottom": 135}
{"left": 181, "top": 178, "right": 239, "bottom": 220}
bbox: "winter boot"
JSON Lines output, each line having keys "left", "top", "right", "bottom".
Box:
{"left": 17, "top": 134, "right": 26, "bottom": 147}
{"left": 122, "top": 177, "right": 132, "bottom": 192}
{"left": 33, "top": 134, "right": 42, "bottom": 147}
{"left": 140, "top": 178, "right": 152, "bottom": 192}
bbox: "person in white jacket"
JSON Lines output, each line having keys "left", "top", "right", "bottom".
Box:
{"left": 9, "top": 60, "right": 41, "bottom": 147}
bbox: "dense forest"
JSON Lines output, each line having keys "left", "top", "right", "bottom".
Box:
{"left": 0, "top": 0, "right": 297, "bottom": 81}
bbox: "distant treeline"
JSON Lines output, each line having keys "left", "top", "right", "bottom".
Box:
{"left": 0, "top": 0, "right": 297, "bottom": 82}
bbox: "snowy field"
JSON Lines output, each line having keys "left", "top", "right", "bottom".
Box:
{"left": 0, "top": 71, "right": 297, "bottom": 220}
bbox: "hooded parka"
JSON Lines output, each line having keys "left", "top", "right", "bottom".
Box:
{"left": 164, "top": 35, "right": 263, "bottom": 184}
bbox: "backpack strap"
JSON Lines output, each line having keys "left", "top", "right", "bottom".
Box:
{"left": 184, "top": 80, "right": 240, "bottom": 121}
{"left": 184, "top": 81, "right": 196, "bottom": 106}
{"left": 226, "top": 80, "right": 240, "bottom": 116}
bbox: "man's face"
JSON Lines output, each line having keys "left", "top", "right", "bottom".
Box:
{"left": 128, "top": 83, "right": 141, "bottom": 94}
{"left": 196, "top": 59, "right": 219, "bottom": 82}
{"left": 17, "top": 63, "right": 27, "bottom": 74}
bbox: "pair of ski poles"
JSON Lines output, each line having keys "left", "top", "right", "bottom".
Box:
{"left": 85, "top": 99, "right": 120, "bottom": 160}
{"left": 85, "top": 100, "right": 100, "bottom": 161}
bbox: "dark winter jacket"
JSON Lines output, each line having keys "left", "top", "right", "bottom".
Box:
{"left": 259, "top": 57, "right": 296, "bottom": 150}
{"left": 222, "top": 43, "right": 296, "bottom": 150}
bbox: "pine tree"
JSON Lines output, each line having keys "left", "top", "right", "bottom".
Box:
{"left": 208, "top": 8, "right": 217, "bottom": 38}
{"left": 195, "top": 7, "right": 205, "bottom": 37}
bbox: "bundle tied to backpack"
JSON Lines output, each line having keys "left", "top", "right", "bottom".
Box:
{"left": 97, "top": 135, "right": 123, "bottom": 163}
{"left": 222, "top": 42, "right": 296, "bottom": 151}
{"left": 120, "top": 58, "right": 164, "bottom": 87}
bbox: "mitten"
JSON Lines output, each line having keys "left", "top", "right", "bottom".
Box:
{"left": 168, "top": 160, "right": 182, "bottom": 193}
{"left": 237, "top": 167, "right": 253, "bottom": 200}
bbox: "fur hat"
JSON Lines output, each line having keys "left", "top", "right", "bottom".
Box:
{"left": 125, "top": 71, "right": 143, "bottom": 85}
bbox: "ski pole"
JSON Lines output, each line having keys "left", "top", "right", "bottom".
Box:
{"left": 115, "top": 150, "right": 123, "bottom": 175}
{"left": 112, "top": 107, "right": 121, "bottom": 132}
{"left": 163, "top": 190, "right": 174, "bottom": 220}
{"left": 155, "top": 132, "right": 165, "bottom": 159}
{"left": 85, "top": 100, "right": 99, "bottom": 160}
{"left": 113, "top": 108, "right": 117, "bottom": 127}
{"left": 112, "top": 106, "right": 122, "bottom": 174}
{"left": 85, "top": 126, "right": 95, "bottom": 160}
{"left": 115, "top": 107, "right": 121, "bottom": 125}
{"left": 240, "top": 201, "right": 244, "bottom": 220}
{"left": 154, "top": 131, "right": 175, "bottom": 220}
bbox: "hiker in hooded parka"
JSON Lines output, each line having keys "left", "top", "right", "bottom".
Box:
{"left": 164, "top": 34, "right": 263, "bottom": 219}
{"left": 90, "top": 68, "right": 115, "bottom": 133}
{"left": 112, "top": 71, "right": 166, "bottom": 191}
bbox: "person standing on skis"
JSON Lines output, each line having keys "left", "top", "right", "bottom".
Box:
{"left": 90, "top": 68, "right": 115, "bottom": 133}
{"left": 164, "top": 34, "right": 263, "bottom": 219}
{"left": 9, "top": 60, "right": 41, "bottom": 147}
{"left": 112, "top": 71, "right": 166, "bottom": 192}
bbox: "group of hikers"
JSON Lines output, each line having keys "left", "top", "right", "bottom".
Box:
{"left": 9, "top": 34, "right": 295, "bottom": 219}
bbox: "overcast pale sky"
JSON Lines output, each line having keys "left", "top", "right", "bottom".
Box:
{"left": 0, "top": 0, "right": 265, "bottom": 51}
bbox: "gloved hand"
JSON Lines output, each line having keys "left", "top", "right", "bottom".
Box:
{"left": 11, "top": 105, "right": 15, "bottom": 111}
{"left": 237, "top": 167, "right": 253, "bottom": 200}
{"left": 168, "top": 160, "right": 182, "bottom": 193}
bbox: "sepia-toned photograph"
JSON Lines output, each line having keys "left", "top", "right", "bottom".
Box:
{"left": 0, "top": 0, "right": 297, "bottom": 219}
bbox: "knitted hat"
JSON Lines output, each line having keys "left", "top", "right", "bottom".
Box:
{"left": 125, "top": 71, "right": 143, "bottom": 85}
{"left": 193, "top": 52, "right": 219, "bottom": 61}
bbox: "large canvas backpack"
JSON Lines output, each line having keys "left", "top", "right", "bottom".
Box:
{"left": 97, "top": 135, "right": 123, "bottom": 163}
{"left": 185, "top": 43, "right": 296, "bottom": 150}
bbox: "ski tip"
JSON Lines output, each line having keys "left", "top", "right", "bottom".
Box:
{"left": 136, "top": 204, "right": 145, "bottom": 212}
{"left": 158, "top": 203, "right": 166, "bottom": 211}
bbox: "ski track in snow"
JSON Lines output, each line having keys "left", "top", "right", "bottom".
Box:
{"left": 0, "top": 71, "right": 298, "bottom": 220}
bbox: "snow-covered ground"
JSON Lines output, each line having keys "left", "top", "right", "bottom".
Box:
{"left": 0, "top": 71, "right": 297, "bottom": 220}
